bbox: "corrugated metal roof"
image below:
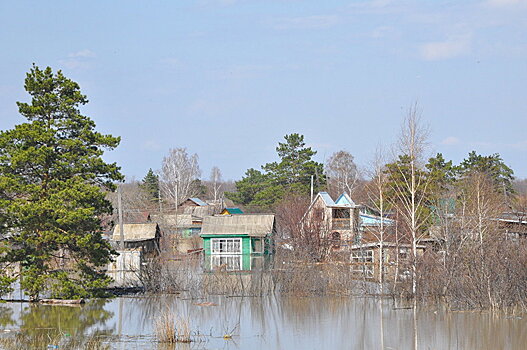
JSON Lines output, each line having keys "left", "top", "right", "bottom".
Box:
{"left": 360, "top": 214, "right": 395, "bottom": 226}
{"left": 189, "top": 198, "right": 208, "bottom": 206}
{"left": 112, "top": 223, "right": 159, "bottom": 242}
{"left": 201, "top": 214, "right": 275, "bottom": 237}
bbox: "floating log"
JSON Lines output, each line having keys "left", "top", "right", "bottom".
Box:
{"left": 39, "top": 299, "right": 85, "bottom": 305}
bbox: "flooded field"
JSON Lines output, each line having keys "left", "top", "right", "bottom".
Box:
{"left": 0, "top": 295, "right": 525, "bottom": 349}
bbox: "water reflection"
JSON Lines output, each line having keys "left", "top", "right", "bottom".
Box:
{"left": 0, "top": 296, "right": 526, "bottom": 349}
{"left": 0, "top": 300, "right": 113, "bottom": 349}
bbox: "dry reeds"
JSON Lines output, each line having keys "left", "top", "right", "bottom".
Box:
{"left": 154, "top": 311, "right": 192, "bottom": 344}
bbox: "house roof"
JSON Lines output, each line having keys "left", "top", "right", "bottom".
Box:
{"left": 150, "top": 213, "right": 201, "bottom": 227}
{"left": 112, "top": 223, "right": 159, "bottom": 242}
{"left": 335, "top": 193, "right": 356, "bottom": 206}
{"left": 201, "top": 214, "right": 275, "bottom": 237}
{"left": 318, "top": 192, "right": 335, "bottom": 206}
{"left": 360, "top": 214, "right": 395, "bottom": 226}
{"left": 222, "top": 207, "right": 244, "bottom": 215}
{"left": 188, "top": 198, "right": 208, "bottom": 206}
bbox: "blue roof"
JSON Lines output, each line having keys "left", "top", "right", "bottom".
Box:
{"left": 335, "top": 193, "right": 356, "bottom": 206}
{"left": 318, "top": 192, "right": 335, "bottom": 206}
{"left": 189, "top": 198, "right": 208, "bottom": 206}
{"left": 360, "top": 214, "right": 395, "bottom": 226}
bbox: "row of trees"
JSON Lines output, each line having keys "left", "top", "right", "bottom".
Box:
{"left": 231, "top": 104, "right": 525, "bottom": 308}
{"left": 131, "top": 151, "right": 232, "bottom": 212}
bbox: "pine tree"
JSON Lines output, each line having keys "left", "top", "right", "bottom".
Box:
{"left": 140, "top": 168, "right": 160, "bottom": 202}
{"left": 0, "top": 65, "right": 123, "bottom": 300}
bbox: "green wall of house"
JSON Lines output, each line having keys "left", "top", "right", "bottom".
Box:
{"left": 202, "top": 235, "right": 272, "bottom": 255}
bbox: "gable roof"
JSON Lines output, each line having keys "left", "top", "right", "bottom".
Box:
{"left": 335, "top": 193, "right": 356, "bottom": 206}
{"left": 318, "top": 192, "right": 335, "bottom": 206}
{"left": 112, "top": 223, "right": 159, "bottom": 242}
{"left": 222, "top": 207, "right": 244, "bottom": 215}
{"left": 201, "top": 214, "right": 275, "bottom": 237}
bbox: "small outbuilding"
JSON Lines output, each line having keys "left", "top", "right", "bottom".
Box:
{"left": 112, "top": 223, "right": 161, "bottom": 254}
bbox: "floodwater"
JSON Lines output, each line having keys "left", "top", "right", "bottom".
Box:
{"left": 0, "top": 295, "right": 525, "bottom": 349}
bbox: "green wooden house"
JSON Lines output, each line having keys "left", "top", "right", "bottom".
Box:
{"left": 200, "top": 214, "right": 275, "bottom": 271}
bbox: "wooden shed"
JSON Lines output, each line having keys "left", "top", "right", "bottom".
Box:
{"left": 112, "top": 223, "right": 160, "bottom": 254}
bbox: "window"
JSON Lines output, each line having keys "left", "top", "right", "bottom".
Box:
{"left": 211, "top": 238, "right": 242, "bottom": 254}
{"left": 211, "top": 255, "right": 242, "bottom": 271}
{"left": 351, "top": 249, "right": 374, "bottom": 263}
{"left": 351, "top": 265, "right": 374, "bottom": 278}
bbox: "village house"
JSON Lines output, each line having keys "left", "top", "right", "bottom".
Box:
{"left": 305, "top": 192, "right": 425, "bottom": 279}
{"left": 108, "top": 223, "right": 161, "bottom": 287}
{"left": 200, "top": 214, "right": 275, "bottom": 271}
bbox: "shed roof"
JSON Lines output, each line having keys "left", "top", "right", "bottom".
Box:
{"left": 112, "top": 223, "right": 159, "bottom": 242}
{"left": 222, "top": 207, "right": 244, "bottom": 215}
{"left": 201, "top": 214, "right": 275, "bottom": 237}
{"left": 188, "top": 198, "right": 208, "bottom": 206}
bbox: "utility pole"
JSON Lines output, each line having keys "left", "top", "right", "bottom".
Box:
{"left": 310, "top": 175, "right": 314, "bottom": 203}
{"left": 118, "top": 184, "right": 124, "bottom": 250}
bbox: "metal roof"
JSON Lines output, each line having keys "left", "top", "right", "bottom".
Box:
{"left": 189, "top": 198, "right": 208, "bottom": 206}
{"left": 335, "top": 193, "right": 356, "bottom": 207}
{"left": 223, "top": 207, "right": 244, "bottom": 214}
{"left": 318, "top": 192, "right": 335, "bottom": 206}
{"left": 360, "top": 214, "right": 395, "bottom": 226}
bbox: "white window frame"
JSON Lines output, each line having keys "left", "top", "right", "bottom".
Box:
{"left": 211, "top": 238, "right": 242, "bottom": 254}
{"left": 351, "top": 249, "right": 374, "bottom": 263}
{"left": 211, "top": 255, "right": 242, "bottom": 271}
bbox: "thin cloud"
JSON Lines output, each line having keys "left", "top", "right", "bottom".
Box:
{"left": 68, "top": 49, "right": 96, "bottom": 58}
{"left": 142, "top": 140, "right": 162, "bottom": 151}
{"left": 441, "top": 136, "right": 460, "bottom": 146}
{"left": 59, "top": 49, "right": 96, "bottom": 70}
{"left": 271, "top": 15, "right": 339, "bottom": 30}
{"left": 420, "top": 36, "right": 471, "bottom": 60}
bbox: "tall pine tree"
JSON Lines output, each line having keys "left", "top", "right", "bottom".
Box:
{"left": 0, "top": 65, "right": 123, "bottom": 300}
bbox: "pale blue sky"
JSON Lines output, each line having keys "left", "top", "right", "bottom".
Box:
{"left": 1, "top": 0, "right": 526, "bottom": 180}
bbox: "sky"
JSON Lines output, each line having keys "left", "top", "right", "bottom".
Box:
{"left": 0, "top": 0, "right": 526, "bottom": 181}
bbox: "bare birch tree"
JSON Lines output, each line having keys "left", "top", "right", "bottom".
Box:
{"left": 209, "top": 166, "right": 223, "bottom": 202}
{"left": 326, "top": 150, "right": 359, "bottom": 197}
{"left": 159, "top": 148, "right": 201, "bottom": 207}
{"left": 366, "top": 146, "right": 390, "bottom": 292}
{"left": 388, "top": 103, "right": 431, "bottom": 296}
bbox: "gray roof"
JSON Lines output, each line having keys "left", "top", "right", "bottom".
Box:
{"left": 183, "top": 205, "right": 217, "bottom": 217}
{"left": 112, "top": 223, "right": 159, "bottom": 242}
{"left": 201, "top": 214, "right": 275, "bottom": 237}
{"left": 318, "top": 192, "right": 335, "bottom": 206}
{"left": 150, "top": 213, "right": 201, "bottom": 227}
